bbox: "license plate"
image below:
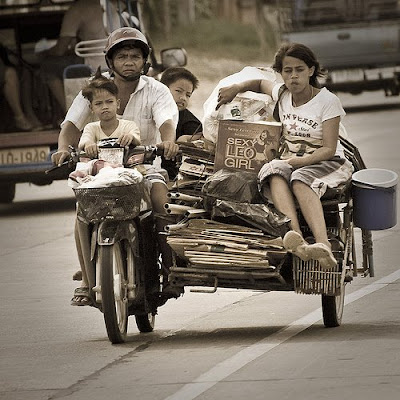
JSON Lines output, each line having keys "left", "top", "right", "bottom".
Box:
{"left": 331, "top": 69, "right": 364, "bottom": 83}
{"left": 0, "top": 146, "right": 50, "bottom": 165}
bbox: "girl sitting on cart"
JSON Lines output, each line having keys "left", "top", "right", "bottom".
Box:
{"left": 216, "top": 43, "right": 353, "bottom": 270}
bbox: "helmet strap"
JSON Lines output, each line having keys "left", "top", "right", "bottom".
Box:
{"left": 143, "top": 62, "right": 150, "bottom": 75}
{"left": 109, "top": 60, "right": 150, "bottom": 82}
{"left": 120, "top": 71, "right": 142, "bottom": 81}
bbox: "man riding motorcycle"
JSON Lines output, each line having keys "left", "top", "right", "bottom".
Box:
{"left": 52, "top": 27, "right": 181, "bottom": 305}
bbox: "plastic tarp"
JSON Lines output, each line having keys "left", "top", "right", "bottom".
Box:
{"left": 202, "top": 169, "right": 262, "bottom": 205}
{"left": 202, "top": 169, "right": 290, "bottom": 236}
{"left": 211, "top": 200, "right": 290, "bottom": 238}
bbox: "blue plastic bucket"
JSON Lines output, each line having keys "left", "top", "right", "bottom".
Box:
{"left": 352, "top": 168, "right": 398, "bottom": 230}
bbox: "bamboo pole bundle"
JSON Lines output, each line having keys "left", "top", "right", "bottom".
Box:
{"left": 164, "top": 203, "right": 198, "bottom": 215}
{"left": 167, "top": 192, "right": 202, "bottom": 203}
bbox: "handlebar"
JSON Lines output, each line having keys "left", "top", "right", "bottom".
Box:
{"left": 45, "top": 145, "right": 77, "bottom": 174}
{"left": 45, "top": 142, "right": 179, "bottom": 175}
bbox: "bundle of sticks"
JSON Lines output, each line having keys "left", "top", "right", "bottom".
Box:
{"left": 166, "top": 218, "right": 286, "bottom": 271}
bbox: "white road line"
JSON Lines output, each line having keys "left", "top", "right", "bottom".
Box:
{"left": 164, "top": 269, "right": 400, "bottom": 400}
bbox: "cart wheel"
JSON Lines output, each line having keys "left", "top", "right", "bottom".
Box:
{"left": 321, "top": 284, "right": 345, "bottom": 327}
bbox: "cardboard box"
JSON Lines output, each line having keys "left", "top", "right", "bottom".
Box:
{"left": 214, "top": 120, "right": 282, "bottom": 174}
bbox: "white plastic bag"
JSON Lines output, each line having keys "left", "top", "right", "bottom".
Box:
{"left": 202, "top": 66, "right": 281, "bottom": 143}
{"left": 69, "top": 166, "right": 143, "bottom": 189}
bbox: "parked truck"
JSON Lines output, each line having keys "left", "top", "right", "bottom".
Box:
{"left": 278, "top": 0, "right": 400, "bottom": 96}
{"left": 0, "top": 0, "right": 186, "bottom": 203}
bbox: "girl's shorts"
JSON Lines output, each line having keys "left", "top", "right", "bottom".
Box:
{"left": 258, "top": 157, "right": 353, "bottom": 199}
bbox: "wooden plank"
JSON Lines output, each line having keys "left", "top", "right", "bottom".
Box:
{"left": 189, "top": 244, "right": 269, "bottom": 257}
{"left": 171, "top": 266, "right": 279, "bottom": 276}
{"left": 167, "top": 237, "right": 249, "bottom": 250}
{"left": 184, "top": 251, "right": 265, "bottom": 263}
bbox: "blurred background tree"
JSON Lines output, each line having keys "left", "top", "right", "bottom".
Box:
{"left": 143, "top": 0, "right": 282, "bottom": 63}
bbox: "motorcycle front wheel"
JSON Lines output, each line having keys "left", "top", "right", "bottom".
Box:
{"left": 99, "top": 242, "right": 129, "bottom": 344}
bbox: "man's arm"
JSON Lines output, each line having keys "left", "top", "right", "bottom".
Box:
{"left": 51, "top": 121, "right": 82, "bottom": 166}
{"left": 51, "top": 87, "right": 92, "bottom": 165}
{"left": 216, "top": 79, "right": 275, "bottom": 109}
{"left": 45, "top": 36, "right": 75, "bottom": 57}
{"left": 159, "top": 119, "right": 179, "bottom": 160}
{"left": 47, "top": 1, "right": 79, "bottom": 57}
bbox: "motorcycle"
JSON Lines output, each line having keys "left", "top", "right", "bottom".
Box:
{"left": 59, "top": 139, "right": 174, "bottom": 343}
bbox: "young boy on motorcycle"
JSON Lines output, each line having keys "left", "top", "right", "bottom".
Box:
{"left": 78, "top": 69, "right": 141, "bottom": 156}
{"left": 160, "top": 66, "right": 202, "bottom": 144}
{"left": 160, "top": 66, "right": 203, "bottom": 179}
{"left": 51, "top": 27, "right": 181, "bottom": 305}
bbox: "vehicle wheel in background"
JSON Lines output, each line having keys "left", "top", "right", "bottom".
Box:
{"left": 0, "top": 183, "right": 16, "bottom": 203}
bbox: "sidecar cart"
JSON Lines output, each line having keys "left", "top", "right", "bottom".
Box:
{"left": 166, "top": 137, "right": 374, "bottom": 328}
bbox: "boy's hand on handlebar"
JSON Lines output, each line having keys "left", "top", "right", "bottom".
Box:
{"left": 84, "top": 143, "right": 98, "bottom": 158}
{"left": 117, "top": 132, "right": 140, "bottom": 147}
{"left": 51, "top": 149, "right": 70, "bottom": 166}
{"left": 216, "top": 84, "right": 240, "bottom": 110}
{"left": 159, "top": 141, "right": 179, "bottom": 160}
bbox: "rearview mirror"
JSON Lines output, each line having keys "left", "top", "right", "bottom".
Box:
{"left": 160, "top": 48, "right": 187, "bottom": 69}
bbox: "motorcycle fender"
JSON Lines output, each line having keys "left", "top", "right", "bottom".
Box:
{"left": 97, "top": 220, "right": 138, "bottom": 246}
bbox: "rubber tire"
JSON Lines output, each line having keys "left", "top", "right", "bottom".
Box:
{"left": 321, "top": 284, "right": 345, "bottom": 328}
{"left": 135, "top": 313, "right": 155, "bottom": 333}
{"left": 99, "top": 243, "right": 128, "bottom": 344}
{"left": 0, "top": 183, "right": 16, "bottom": 203}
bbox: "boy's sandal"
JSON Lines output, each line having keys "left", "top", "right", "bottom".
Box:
{"left": 70, "top": 287, "right": 92, "bottom": 306}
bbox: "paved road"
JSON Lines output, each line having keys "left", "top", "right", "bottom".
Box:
{"left": 0, "top": 92, "right": 399, "bottom": 400}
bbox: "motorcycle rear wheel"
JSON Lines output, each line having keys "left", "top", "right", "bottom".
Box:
{"left": 99, "top": 242, "right": 129, "bottom": 344}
